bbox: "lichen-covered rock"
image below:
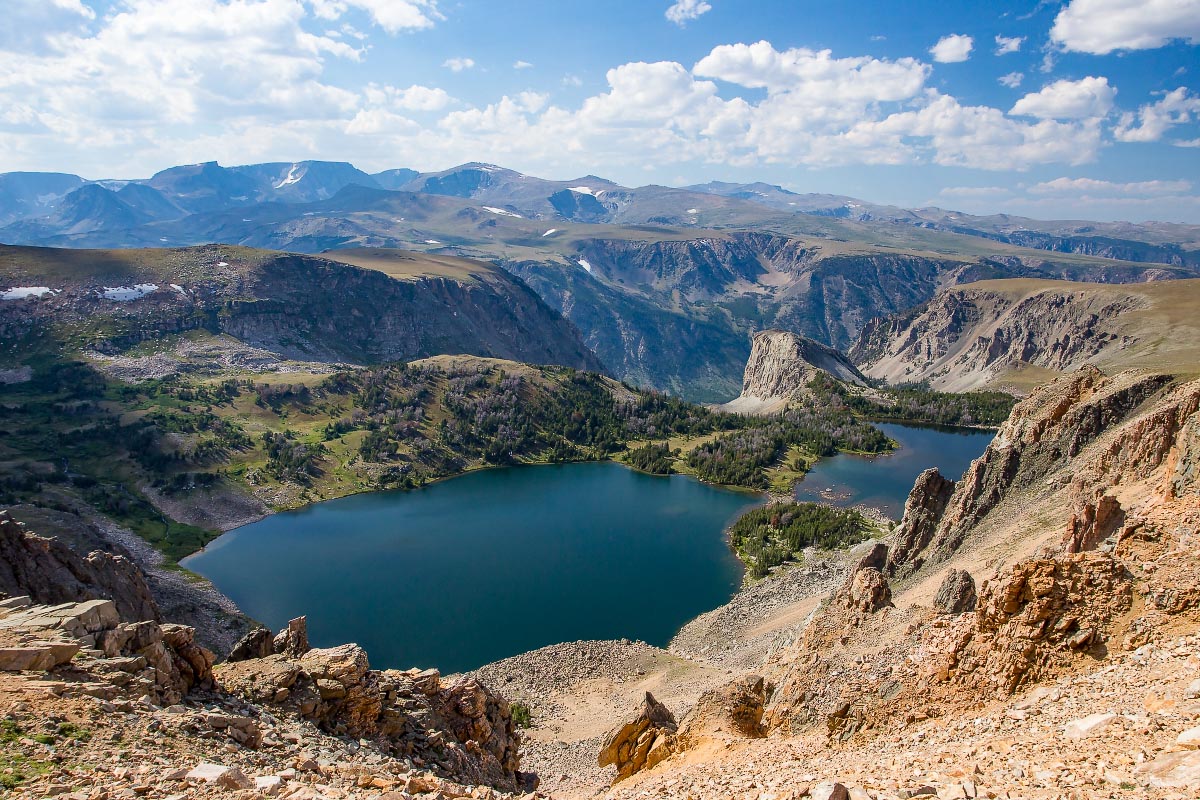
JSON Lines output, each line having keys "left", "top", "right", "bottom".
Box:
{"left": 933, "top": 569, "right": 977, "bottom": 614}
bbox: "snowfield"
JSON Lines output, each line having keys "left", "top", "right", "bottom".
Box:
{"left": 482, "top": 206, "right": 523, "bottom": 218}
{"left": 542, "top": 229, "right": 558, "bottom": 237}
{"left": 274, "top": 164, "right": 303, "bottom": 189}
{"left": 1, "top": 286, "right": 55, "bottom": 300}
{"left": 577, "top": 258, "right": 593, "bottom": 273}
{"left": 102, "top": 284, "right": 158, "bottom": 301}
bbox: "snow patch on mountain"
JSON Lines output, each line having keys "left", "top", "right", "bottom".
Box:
{"left": 102, "top": 284, "right": 158, "bottom": 301}
{"left": 274, "top": 164, "right": 303, "bottom": 189}
{"left": 2, "top": 286, "right": 55, "bottom": 300}
{"left": 482, "top": 206, "right": 523, "bottom": 218}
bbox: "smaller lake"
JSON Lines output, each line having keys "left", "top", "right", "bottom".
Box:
{"left": 794, "top": 422, "right": 994, "bottom": 518}
{"left": 184, "top": 462, "right": 760, "bottom": 673}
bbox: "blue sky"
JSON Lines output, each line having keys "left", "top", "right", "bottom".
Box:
{"left": 2, "top": 0, "right": 1199, "bottom": 222}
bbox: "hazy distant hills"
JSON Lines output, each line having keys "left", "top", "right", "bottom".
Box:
{"left": 3, "top": 160, "right": 1198, "bottom": 400}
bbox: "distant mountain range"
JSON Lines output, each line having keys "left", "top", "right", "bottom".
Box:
{"left": 3, "top": 160, "right": 1198, "bottom": 400}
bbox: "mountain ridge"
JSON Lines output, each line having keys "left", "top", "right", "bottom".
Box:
{"left": 851, "top": 277, "right": 1200, "bottom": 392}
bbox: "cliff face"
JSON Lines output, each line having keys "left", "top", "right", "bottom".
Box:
{"left": 217, "top": 254, "right": 604, "bottom": 369}
{"left": 884, "top": 366, "right": 1186, "bottom": 578}
{"left": 0, "top": 510, "right": 158, "bottom": 622}
{"left": 0, "top": 244, "right": 604, "bottom": 374}
{"left": 851, "top": 278, "right": 1200, "bottom": 392}
{"left": 723, "top": 329, "right": 866, "bottom": 414}
{"left": 511, "top": 233, "right": 1187, "bottom": 400}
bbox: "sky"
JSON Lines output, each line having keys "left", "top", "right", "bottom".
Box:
{"left": 2, "top": 0, "right": 1199, "bottom": 222}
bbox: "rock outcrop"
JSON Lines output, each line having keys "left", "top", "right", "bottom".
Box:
{"left": 598, "top": 677, "right": 770, "bottom": 784}
{"left": 884, "top": 469, "right": 956, "bottom": 580}
{"left": 0, "top": 510, "right": 159, "bottom": 622}
{"left": 723, "top": 329, "right": 867, "bottom": 413}
{"left": 598, "top": 692, "right": 679, "bottom": 782}
{"left": 944, "top": 553, "right": 1132, "bottom": 693}
{"left": 885, "top": 366, "right": 1188, "bottom": 579}
{"left": 1, "top": 600, "right": 533, "bottom": 795}
{"left": 676, "top": 674, "right": 768, "bottom": 746}
{"left": 851, "top": 278, "right": 1200, "bottom": 391}
{"left": 0, "top": 596, "right": 212, "bottom": 703}
{"left": 216, "top": 618, "right": 526, "bottom": 791}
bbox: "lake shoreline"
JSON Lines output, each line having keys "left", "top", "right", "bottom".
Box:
{"left": 185, "top": 461, "right": 761, "bottom": 673}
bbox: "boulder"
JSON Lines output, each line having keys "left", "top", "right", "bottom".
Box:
{"left": 810, "top": 783, "right": 850, "bottom": 800}
{"left": 1137, "top": 749, "right": 1200, "bottom": 789}
{"left": 1063, "top": 712, "right": 1117, "bottom": 740}
{"left": 843, "top": 568, "right": 892, "bottom": 613}
{"left": 227, "top": 627, "right": 274, "bottom": 662}
{"left": 185, "top": 763, "right": 252, "bottom": 789}
{"left": 933, "top": 569, "right": 978, "bottom": 614}
{"left": 1177, "top": 725, "right": 1200, "bottom": 748}
{"left": 598, "top": 692, "right": 678, "bottom": 782}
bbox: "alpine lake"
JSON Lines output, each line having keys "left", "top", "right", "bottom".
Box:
{"left": 185, "top": 423, "right": 994, "bottom": 673}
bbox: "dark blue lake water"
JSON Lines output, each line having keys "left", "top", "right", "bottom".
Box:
{"left": 794, "top": 422, "right": 994, "bottom": 517}
{"left": 184, "top": 462, "right": 760, "bottom": 673}
{"left": 186, "top": 424, "right": 992, "bottom": 673}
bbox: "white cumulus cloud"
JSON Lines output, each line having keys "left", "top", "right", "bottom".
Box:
{"left": 363, "top": 83, "right": 452, "bottom": 111}
{"left": 308, "top": 0, "right": 442, "bottom": 33}
{"left": 1010, "top": 76, "right": 1116, "bottom": 119}
{"left": 666, "top": 0, "right": 712, "bottom": 26}
{"left": 48, "top": 0, "right": 96, "bottom": 18}
{"left": 1113, "top": 87, "right": 1200, "bottom": 142}
{"left": 443, "top": 57, "right": 475, "bottom": 72}
{"left": 1051, "top": 0, "right": 1200, "bottom": 54}
{"left": 994, "top": 35, "right": 1024, "bottom": 55}
{"left": 929, "top": 34, "right": 974, "bottom": 63}
{"left": 999, "top": 72, "right": 1024, "bottom": 89}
